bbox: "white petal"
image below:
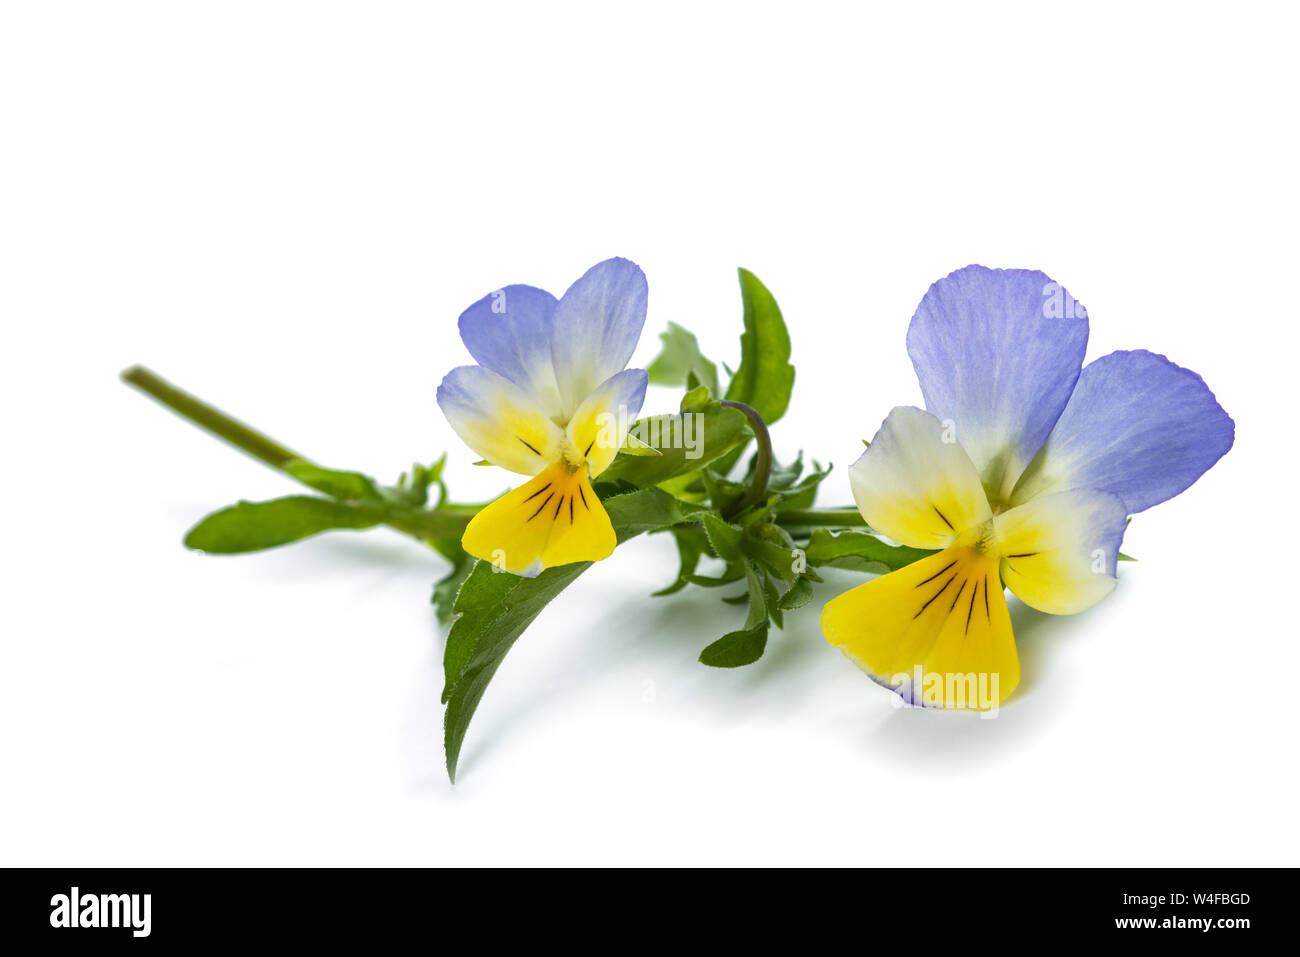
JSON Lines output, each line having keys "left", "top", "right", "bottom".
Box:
{"left": 994, "top": 489, "right": 1127, "bottom": 615}
{"left": 849, "top": 406, "right": 993, "bottom": 550}
{"left": 437, "top": 366, "right": 566, "bottom": 475}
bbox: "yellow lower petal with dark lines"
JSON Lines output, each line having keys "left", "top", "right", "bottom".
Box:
{"left": 461, "top": 461, "right": 616, "bottom": 577}
{"left": 820, "top": 546, "right": 1019, "bottom": 710}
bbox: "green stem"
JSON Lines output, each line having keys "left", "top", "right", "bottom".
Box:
{"left": 121, "top": 365, "right": 475, "bottom": 543}
{"left": 719, "top": 399, "right": 771, "bottom": 517}
{"left": 121, "top": 365, "right": 305, "bottom": 472}
{"left": 774, "top": 507, "right": 867, "bottom": 528}
{"left": 387, "top": 505, "right": 479, "bottom": 540}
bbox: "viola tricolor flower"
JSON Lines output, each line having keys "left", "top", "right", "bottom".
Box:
{"left": 437, "top": 258, "right": 649, "bottom": 576}
{"left": 821, "top": 265, "right": 1233, "bottom": 709}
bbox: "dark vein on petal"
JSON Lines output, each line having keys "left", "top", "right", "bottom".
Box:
{"left": 523, "top": 482, "right": 551, "bottom": 503}
{"left": 527, "top": 492, "right": 554, "bottom": 521}
{"left": 915, "top": 571, "right": 959, "bottom": 619}
{"left": 933, "top": 505, "right": 955, "bottom": 530}
{"left": 915, "top": 560, "right": 957, "bottom": 588}
{"left": 965, "top": 579, "right": 978, "bottom": 636}
{"left": 553, "top": 494, "right": 564, "bottom": 519}
{"left": 519, "top": 437, "right": 542, "bottom": 455}
{"left": 948, "top": 578, "right": 967, "bottom": 614}
{"left": 578, "top": 484, "right": 589, "bottom": 510}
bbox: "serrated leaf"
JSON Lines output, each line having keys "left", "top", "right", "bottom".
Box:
{"left": 803, "top": 528, "right": 934, "bottom": 573}
{"left": 701, "top": 469, "right": 749, "bottom": 515}
{"left": 762, "top": 574, "right": 783, "bottom": 629}
{"left": 706, "top": 440, "right": 751, "bottom": 489}
{"left": 750, "top": 450, "right": 804, "bottom": 491}
{"left": 777, "top": 461, "right": 832, "bottom": 509}
{"left": 184, "top": 496, "right": 381, "bottom": 553}
{"left": 741, "top": 560, "right": 768, "bottom": 630}
{"left": 597, "top": 398, "right": 747, "bottom": 489}
{"left": 603, "top": 486, "right": 702, "bottom": 535}
{"left": 702, "top": 513, "right": 744, "bottom": 562}
{"left": 778, "top": 577, "right": 814, "bottom": 610}
{"left": 430, "top": 538, "right": 476, "bottom": 625}
{"left": 683, "top": 568, "right": 747, "bottom": 587}
{"left": 652, "top": 526, "right": 710, "bottom": 596}
{"left": 646, "top": 321, "right": 721, "bottom": 397}
{"left": 699, "top": 624, "right": 768, "bottom": 668}
{"left": 741, "top": 535, "right": 802, "bottom": 584}
{"left": 284, "top": 460, "right": 384, "bottom": 502}
{"left": 441, "top": 487, "right": 691, "bottom": 782}
{"left": 724, "top": 268, "right": 795, "bottom": 425}
{"left": 441, "top": 561, "right": 587, "bottom": 781}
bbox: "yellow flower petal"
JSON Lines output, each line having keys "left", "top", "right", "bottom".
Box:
{"left": 461, "top": 462, "right": 616, "bottom": 576}
{"left": 821, "top": 546, "right": 1018, "bottom": 709}
{"left": 438, "top": 366, "right": 567, "bottom": 476}
{"left": 564, "top": 369, "right": 647, "bottom": 479}
{"left": 849, "top": 406, "right": 992, "bottom": 550}
{"left": 994, "top": 489, "right": 1126, "bottom": 615}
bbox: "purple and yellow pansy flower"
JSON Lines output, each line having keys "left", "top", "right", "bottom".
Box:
{"left": 821, "top": 265, "right": 1234, "bottom": 709}
{"left": 437, "top": 258, "right": 649, "bottom": 576}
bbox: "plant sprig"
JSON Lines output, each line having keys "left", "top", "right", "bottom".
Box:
{"left": 123, "top": 269, "right": 932, "bottom": 782}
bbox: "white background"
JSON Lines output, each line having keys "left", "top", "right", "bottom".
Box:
{"left": 2, "top": 2, "right": 1296, "bottom": 866}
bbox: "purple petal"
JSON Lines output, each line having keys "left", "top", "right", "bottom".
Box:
{"left": 1011, "top": 350, "right": 1234, "bottom": 513}
{"left": 551, "top": 258, "right": 648, "bottom": 418}
{"left": 457, "top": 284, "right": 563, "bottom": 418}
{"left": 907, "top": 265, "right": 1090, "bottom": 503}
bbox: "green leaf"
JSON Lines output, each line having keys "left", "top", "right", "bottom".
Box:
{"left": 392, "top": 455, "right": 448, "bottom": 508}
{"left": 701, "top": 469, "right": 749, "bottom": 515}
{"left": 441, "top": 561, "right": 588, "bottom": 781}
{"left": 603, "top": 486, "right": 700, "bottom": 535}
{"left": 619, "top": 431, "right": 663, "bottom": 456}
{"left": 702, "top": 513, "right": 744, "bottom": 562}
{"left": 741, "top": 534, "right": 802, "bottom": 584}
{"left": 751, "top": 450, "right": 804, "bottom": 491}
{"left": 284, "top": 460, "right": 384, "bottom": 502}
{"left": 597, "top": 396, "right": 747, "bottom": 488}
{"left": 778, "top": 576, "right": 814, "bottom": 610}
{"left": 646, "top": 321, "right": 721, "bottom": 397}
{"left": 741, "top": 559, "right": 768, "bottom": 630}
{"left": 802, "top": 528, "right": 934, "bottom": 574}
{"left": 705, "top": 441, "right": 751, "bottom": 490}
{"left": 761, "top": 573, "right": 783, "bottom": 629}
{"left": 440, "top": 487, "right": 691, "bottom": 782}
{"left": 776, "top": 462, "right": 832, "bottom": 509}
{"left": 683, "top": 568, "right": 746, "bottom": 587}
{"left": 699, "top": 624, "right": 768, "bottom": 668}
{"left": 430, "top": 538, "right": 476, "bottom": 626}
{"left": 184, "top": 496, "right": 381, "bottom": 554}
{"left": 724, "top": 268, "right": 795, "bottom": 425}
{"left": 652, "top": 526, "right": 711, "bottom": 596}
